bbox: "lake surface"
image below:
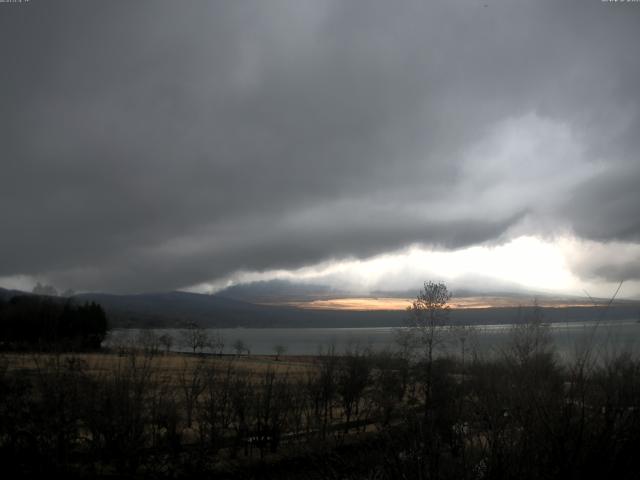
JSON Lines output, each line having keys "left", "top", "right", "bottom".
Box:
{"left": 105, "top": 319, "right": 640, "bottom": 361}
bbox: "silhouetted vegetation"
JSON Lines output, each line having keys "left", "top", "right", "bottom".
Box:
{"left": 3, "top": 286, "right": 640, "bottom": 478}
{"left": 0, "top": 295, "right": 108, "bottom": 351}
{"left": 2, "top": 333, "right": 640, "bottom": 478}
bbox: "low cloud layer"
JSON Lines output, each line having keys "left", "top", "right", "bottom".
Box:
{"left": 563, "top": 239, "right": 640, "bottom": 284}
{"left": 1, "top": 1, "right": 639, "bottom": 292}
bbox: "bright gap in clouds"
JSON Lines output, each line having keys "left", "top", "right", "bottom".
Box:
{"left": 192, "top": 236, "right": 640, "bottom": 301}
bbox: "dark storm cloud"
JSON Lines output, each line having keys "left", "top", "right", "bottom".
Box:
{"left": 563, "top": 165, "right": 640, "bottom": 243}
{"left": 1, "top": 0, "right": 639, "bottom": 291}
{"left": 567, "top": 243, "right": 640, "bottom": 284}
{"left": 591, "top": 262, "right": 640, "bottom": 284}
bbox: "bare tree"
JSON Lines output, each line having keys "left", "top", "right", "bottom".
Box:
{"left": 337, "top": 347, "right": 372, "bottom": 434}
{"left": 233, "top": 339, "right": 248, "bottom": 356}
{"left": 211, "top": 330, "right": 225, "bottom": 356}
{"left": 178, "top": 358, "right": 206, "bottom": 428}
{"left": 408, "top": 282, "right": 451, "bottom": 360}
{"left": 394, "top": 326, "right": 420, "bottom": 362}
{"left": 136, "top": 330, "right": 160, "bottom": 356}
{"left": 507, "top": 298, "right": 552, "bottom": 366}
{"left": 273, "top": 344, "right": 287, "bottom": 361}
{"left": 158, "top": 333, "right": 173, "bottom": 354}
{"left": 181, "top": 323, "right": 211, "bottom": 354}
{"left": 198, "top": 362, "right": 235, "bottom": 453}
{"left": 312, "top": 344, "right": 338, "bottom": 439}
{"left": 406, "top": 281, "right": 452, "bottom": 418}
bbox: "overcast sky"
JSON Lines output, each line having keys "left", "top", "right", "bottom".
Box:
{"left": 1, "top": 0, "right": 639, "bottom": 298}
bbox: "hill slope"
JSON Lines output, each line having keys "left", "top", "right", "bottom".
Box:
{"left": 2, "top": 285, "right": 640, "bottom": 328}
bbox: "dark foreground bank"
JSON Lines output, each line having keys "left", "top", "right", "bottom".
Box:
{"left": 3, "top": 320, "right": 640, "bottom": 479}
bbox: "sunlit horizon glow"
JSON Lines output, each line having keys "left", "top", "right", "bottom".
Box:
{"left": 187, "top": 235, "right": 640, "bottom": 304}
{"left": 270, "top": 296, "right": 599, "bottom": 311}
{"left": 3, "top": 234, "right": 637, "bottom": 306}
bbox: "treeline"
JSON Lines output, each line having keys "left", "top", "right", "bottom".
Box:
{"left": 3, "top": 330, "right": 640, "bottom": 479}
{"left": 0, "top": 295, "right": 108, "bottom": 350}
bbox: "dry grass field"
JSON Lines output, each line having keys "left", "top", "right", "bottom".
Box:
{"left": 5, "top": 322, "right": 640, "bottom": 479}
{"left": 1, "top": 350, "right": 318, "bottom": 384}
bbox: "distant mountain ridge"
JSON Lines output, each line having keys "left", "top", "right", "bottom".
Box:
{"left": 215, "top": 280, "right": 640, "bottom": 308}
{"left": 2, "top": 282, "right": 639, "bottom": 328}
{"left": 214, "top": 279, "right": 350, "bottom": 303}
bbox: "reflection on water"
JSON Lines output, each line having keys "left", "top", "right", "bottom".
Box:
{"left": 104, "top": 319, "right": 640, "bottom": 361}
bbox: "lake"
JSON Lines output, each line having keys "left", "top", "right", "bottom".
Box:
{"left": 105, "top": 319, "right": 640, "bottom": 361}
